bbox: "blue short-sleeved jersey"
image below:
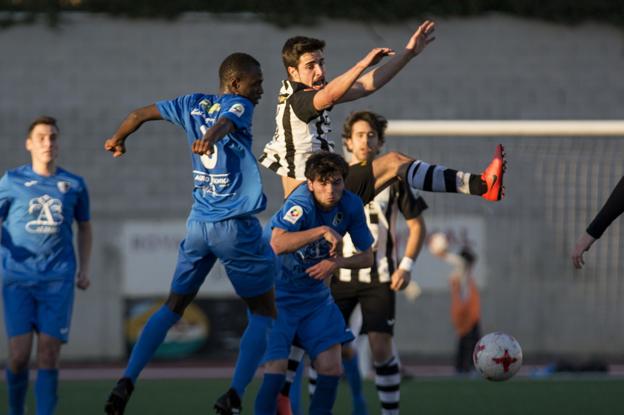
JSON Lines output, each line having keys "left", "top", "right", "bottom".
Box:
{"left": 269, "top": 183, "right": 373, "bottom": 302}
{"left": 0, "top": 165, "right": 90, "bottom": 283}
{"left": 156, "top": 93, "right": 266, "bottom": 222}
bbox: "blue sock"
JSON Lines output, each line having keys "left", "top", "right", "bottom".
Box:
{"left": 6, "top": 368, "right": 29, "bottom": 415}
{"left": 290, "top": 361, "right": 304, "bottom": 415}
{"left": 35, "top": 369, "right": 58, "bottom": 415}
{"left": 343, "top": 353, "right": 368, "bottom": 414}
{"left": 309, "top": 374, "right": 340, "bottom": 415}
{"left": 230, "top": 311, "right": 273, "bottom": 398}
{"left": 254, "top": 373, "right": 285, "bottom": 415}
{"left": 124, "top": 305, "right": 181, "bottom": 383}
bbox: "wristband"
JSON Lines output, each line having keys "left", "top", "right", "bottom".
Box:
{"left": 399, "top": 256, "right": 414, "bottom": 272}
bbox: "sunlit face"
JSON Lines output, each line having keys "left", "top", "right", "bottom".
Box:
{"left": 307, "top": 174, "right": 345, "bottom": 210}
{"left": 26, "top": 123, "right": 59, "bottom": 165}
{"left": 345, "top": 120, "right": 381, "bottom": 163}
{"left": 234, "top": 65, "right": 264, "bottom": 105}
{"left": 288, "top": 51, "right": 326, "bottom": 90}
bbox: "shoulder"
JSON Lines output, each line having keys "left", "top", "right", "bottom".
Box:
{"left": 341, "top": 190, "right": 364, "bottom": 212}
{"left": 2, "top": 165, "right": 28, "bottom": 182}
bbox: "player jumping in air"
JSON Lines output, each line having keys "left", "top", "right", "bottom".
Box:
{"left": 103, "top": 53, "right": 277, "bottom": 415}
{"left": 259, "top": 20, "right": 505, "bottom": 203}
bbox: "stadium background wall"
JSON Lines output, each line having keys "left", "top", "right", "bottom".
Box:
{"left": 0, "top": 13, "right": 623, "bottom": 361}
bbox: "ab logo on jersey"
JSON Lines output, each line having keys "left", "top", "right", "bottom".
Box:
{"left": 229, "top": 103, "right": 245, "bottom": 118}
{"left": 284, "top": 205, "right": 303, "bottom": 224}
{"left": 26, "top": 194, "right": 63, "bottom": 234}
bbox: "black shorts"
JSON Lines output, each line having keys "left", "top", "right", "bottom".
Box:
{"left": 346, "top": 161, "right": 376, "bottom": 204}
{"left": 331, "top": 278, "right": 396, "bottom": 335}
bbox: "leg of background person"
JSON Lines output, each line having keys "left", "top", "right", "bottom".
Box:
{"left": 6, "top": 333, "right": 33, "bottom": 415}
{"left": 342, "top": 345, "right": 368, "bottom": 415}
{"left": 370, "top": 332, "right": 400, "bottom": 415}
{"left": 36, "top": 333, "right": 62, "bottom": 415}
{"left": 371, "top": 148, "right": 504, "bottom": 200}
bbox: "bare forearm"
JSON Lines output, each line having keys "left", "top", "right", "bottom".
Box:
{"left": 403, "top": 216, "right": 426, "bottom": 260}
{"left": 271, "top": 227, "right": 328, "bottom": 255}
{"left": 353, "top": 51, "right": 412, "bottom": 95}
{"left": 77, "top": 222, "right": 92, "bottom": 274}
{"left": 314, "top": 62, "right": 370, "bottom": 110}
{"left": 112, "top": 105, "right": 162, "bottom": 141}
{"left": 335, "top": 248, "right": 373, "bottom": 269}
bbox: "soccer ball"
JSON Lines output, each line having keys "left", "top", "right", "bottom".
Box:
{"left": 473, "top": 332, "right": 523, "bottom": 381}
{"left": 427, "top": 232, "right": 449, "bottom": 256}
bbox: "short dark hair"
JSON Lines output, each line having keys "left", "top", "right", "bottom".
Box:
{"left": 305, "top": 151, "right": 349, "bottom": 182}
{"left": 282, "top": 36, "right": 325, "bottom": 71}
{"left": 219, "top": 52, "right": 261, "bottom": 88}
{"left": 28, "top": 115, "right": 59, "bottom": 135}
{"left": 342, "top": 111, "right": 387, "bottom": 151}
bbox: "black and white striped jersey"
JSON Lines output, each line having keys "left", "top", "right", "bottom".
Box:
{"left": 259, "top": 80, "right": 334, "bottom": 180}
{"left": 339, "top": 181, "right": 427, "bottom": 283}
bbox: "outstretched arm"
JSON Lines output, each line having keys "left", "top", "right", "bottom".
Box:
{"left": 390, "top": 215, "right": 426, "bottom": 291}
{"left": 572, "top": 176, "right": 624, "bottom": 269}
{"left": 312, "top": 47, "right": 394, "bottom": 111}
{"left": 104, "top": 105, "right": 163, "bottom": 157}
{"left": 339, "top": 20, "right": 435, "bottom": 103}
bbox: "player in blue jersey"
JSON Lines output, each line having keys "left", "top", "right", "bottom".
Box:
{"left": 102, "top": 53, "right": 277, "bottom": 415}
{"left": 1, "top": 116, "right": 92, "bottom": 415}
{"left": 254, "top": 152, "right": 374, "bottom": 415}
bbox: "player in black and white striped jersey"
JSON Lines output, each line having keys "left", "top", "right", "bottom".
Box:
{"left": 335, "top": 111, "right": 427, "bottom": 415}
{"left": 259, "top": 21, "right": 506, "bottom": 205}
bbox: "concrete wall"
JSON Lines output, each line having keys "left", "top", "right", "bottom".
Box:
{"left": 1, "top": 13, "right": 623, "bottom": 360}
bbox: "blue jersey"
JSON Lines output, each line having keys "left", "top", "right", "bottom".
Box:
{"left": 157, "top": 93, "right": 266, "bottom": 222}
{"left": 0, "top": 165, "right": 90, "bottom": 283}
{"left": 269, "top": 184, "right": 373, "bottom": 302}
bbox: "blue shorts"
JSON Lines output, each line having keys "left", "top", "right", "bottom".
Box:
{"left": 171, "top": 217, "right": 276, "bottom": 298}
{"left": 2, "top": 279, "right": 75, "bottom": 343}
{"left": 264, "top": 293, "right": 354, "bottom": 362}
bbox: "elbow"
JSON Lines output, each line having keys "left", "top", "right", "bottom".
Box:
{"left": 270, "top": 240, "right": 287, "bottom": 255}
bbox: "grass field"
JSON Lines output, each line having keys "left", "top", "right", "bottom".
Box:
{"left": 1, "top": 377, "right": 621, "bottom": 414}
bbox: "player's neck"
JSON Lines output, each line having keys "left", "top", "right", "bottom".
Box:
{"left": 31, "top": 160, "right": 56, "bottom": 177}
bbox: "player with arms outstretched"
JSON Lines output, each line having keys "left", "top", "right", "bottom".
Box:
{"left": 259, "top": 20, "right": 505, "bottom": 204}
{"left": 102, "top": 53, "right": 277, "bottom": 415}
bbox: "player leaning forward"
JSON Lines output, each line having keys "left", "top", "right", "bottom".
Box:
{"left": 260, "top": 20, "right": 505, "bottom": 203}
{"left": 254, "top": 152, "right": 375, "bottom": 415}
{"left": 0, "top": 116, "right": 92, "bottom": 415}
{"left": 102, "top": 53, "right": 277, "bottom": 415}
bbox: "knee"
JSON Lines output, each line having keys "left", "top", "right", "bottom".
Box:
{"left": 37, "top": 341, "right": 61, "bottom": 369}
{"left": 264, "top": 359, "right": 288, "bottom": 374}
{"left": 341, "top": 345, "right": 356, "bottom": 360}
{"left": 314, "top": 359, "right": 343, "bottom": 377}
{"left": 385, "top": 151, "right": 412, "bottom": 177}
{"left": 165, "top": 292, "right": 195, "bottom": 315}
{"left": 369, "top": 334, "right": 393, "bottom": 363}
{"left": 9, "top": 352, "right": 30, "bottom": 373}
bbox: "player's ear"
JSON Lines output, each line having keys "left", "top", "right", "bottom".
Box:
{"left": 344, "top": 138, "right": 353, "bottom": 153}
{"left": 306, "top": 179, "right": 314, "bottom": 191}
{"left": 230, "top": 77, "right": 241, "bottom": 93}
{"left": 287, "top": 66, "right": 299, "bottom": 82}
{"left": 25, "top": 136, "right": 33, "bottom": 151}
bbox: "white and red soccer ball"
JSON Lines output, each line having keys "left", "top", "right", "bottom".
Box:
{"left": 473, "top": 332, "right": 523, "bottom": 381}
